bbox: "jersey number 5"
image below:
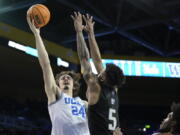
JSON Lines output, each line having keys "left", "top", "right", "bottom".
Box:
{"left": 108, "top": 108, "right": 117, "bottom": 130}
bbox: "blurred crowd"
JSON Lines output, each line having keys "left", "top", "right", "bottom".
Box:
{"left": 0, "top": 99, "right": 51, "bottom": 135}
{"left": 0, "top": 98, "right": 176, "bottom": 135}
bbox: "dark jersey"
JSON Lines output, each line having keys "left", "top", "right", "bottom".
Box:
{"left": 88, "top": 83, "right": 120, "bottom": 135}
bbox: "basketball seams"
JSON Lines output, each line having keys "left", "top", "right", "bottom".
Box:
{"left": 35, "top": 6, "right": 46, "bottom": 27}
{"left": 37, "top": 4, "right": 50, "bottom": 22}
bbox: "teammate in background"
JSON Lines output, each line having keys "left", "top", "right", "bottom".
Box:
{"left": 71, "top": 12, "right": 125, "bottom": 135}
{"left": 27, "top": 16, "right": 90, "bottom": 135}
{"left": 152, "top": 103, "right": 180, "bottom": 135}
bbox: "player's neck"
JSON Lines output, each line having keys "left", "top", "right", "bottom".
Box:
{"left": 63, "top": 88, "right": 73, "bottom": 97}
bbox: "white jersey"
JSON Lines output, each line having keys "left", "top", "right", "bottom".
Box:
{"left": 48, "top": 93, "right": 90, "bottom": 135}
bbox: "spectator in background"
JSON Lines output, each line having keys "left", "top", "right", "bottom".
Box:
{"left": 153, "top": 102, "right": 180, "bottom": 135}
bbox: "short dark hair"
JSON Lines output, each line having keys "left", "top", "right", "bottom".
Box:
{"left": 171, "top": 102, "right": 180, "bottom": 133}
{"left": 105, "top": 63, "right": 126, "bottom": 88}
{"left": 55, "top": 71, "right": 81, "bottom": 97}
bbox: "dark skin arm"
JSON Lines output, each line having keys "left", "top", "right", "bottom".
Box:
{"left": 83, "top": 14, "right": 104, "bottom": 74}
{"left": 71, "top": 12, "right": 101, "bottom": 105}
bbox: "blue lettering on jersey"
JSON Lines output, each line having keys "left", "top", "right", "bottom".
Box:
{"left": 78, "top": 106, "right": 85, "bottom": 118}
{"left": 71, "top": 99, "right": 76, "bottom": 104}
{"left": 71, "top": 106, "right": 78, "bottom": 115}
{"left": 64, "top": 97, "right": 86, "bottom": 118}
{"left": 64, "top": 97, "right": 81, "bottom": 105}
{"left": 64, "top": 97, "right": 71, "bottom": 104}
{"left": 71, "top": 105, "right": 85, "bottom": 118}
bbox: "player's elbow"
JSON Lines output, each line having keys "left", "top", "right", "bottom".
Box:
{"left": 88, "top": 95, "right": 99, "bottom": 105}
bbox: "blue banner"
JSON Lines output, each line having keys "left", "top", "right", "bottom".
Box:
{"left": 90, "top": 59, "right": 180, "bottom": 78}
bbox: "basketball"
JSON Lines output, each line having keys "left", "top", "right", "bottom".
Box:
{"left": 27, "top": 4, "right": 50, "bottom": 28}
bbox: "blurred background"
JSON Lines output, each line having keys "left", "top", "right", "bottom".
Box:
{"left": 0, "top": 0, "right": 180, "bottom": 134}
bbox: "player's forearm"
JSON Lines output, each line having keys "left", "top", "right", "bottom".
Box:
{"left": 88, "top": 32, "right": 102, "bottom": 62}
{"left": 34, "top": 33, "right": 57, "bottom": 102}
{"left": 76, "top": 32, "right": 92, "bottom": 76}
{"left": 34, "top": 33, "right": 50, "bottom": 68}
{"left": 88, "top": 32, "right": 103, "bottom": 73}
{"left": 76, "top": 32, "right": 90, "bottom": 63}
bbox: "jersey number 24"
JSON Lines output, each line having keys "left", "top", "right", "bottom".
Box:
{"left": 71, "top": 106, "right": 85, "bottom": 118}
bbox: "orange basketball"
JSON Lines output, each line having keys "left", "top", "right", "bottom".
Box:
{"left": 27, "top": 4, "right": 50, "bottom": 28}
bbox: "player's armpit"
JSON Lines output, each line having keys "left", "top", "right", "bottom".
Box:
{"left": 86, "top": 75, "right": 101, "bottom": 105}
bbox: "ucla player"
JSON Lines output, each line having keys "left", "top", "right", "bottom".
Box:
{"left": 71, "top": 12, "right": 125, "bottom": 135}
{"left": 27, "top": 16, "right": 90, "bottom": 135}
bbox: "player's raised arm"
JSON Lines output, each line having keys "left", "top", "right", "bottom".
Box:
{"left": 83, "top": 14, "right": 104, "bottom": 74}
{"left": 71, "top": 12, "right": 101, "bottom": 105}
{"left": 27, "top": 16, "right": 58, "bottom": 104}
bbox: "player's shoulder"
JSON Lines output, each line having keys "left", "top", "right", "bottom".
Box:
{"left": 48, "top": 92, "right": 68, "bottom": 107}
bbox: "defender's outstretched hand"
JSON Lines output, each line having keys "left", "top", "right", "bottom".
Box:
{"left": 83, "top": 14, "right": 95, "bottom": 33}
{"left": 71, "top": 12, "right": 84, "bottom": 32}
